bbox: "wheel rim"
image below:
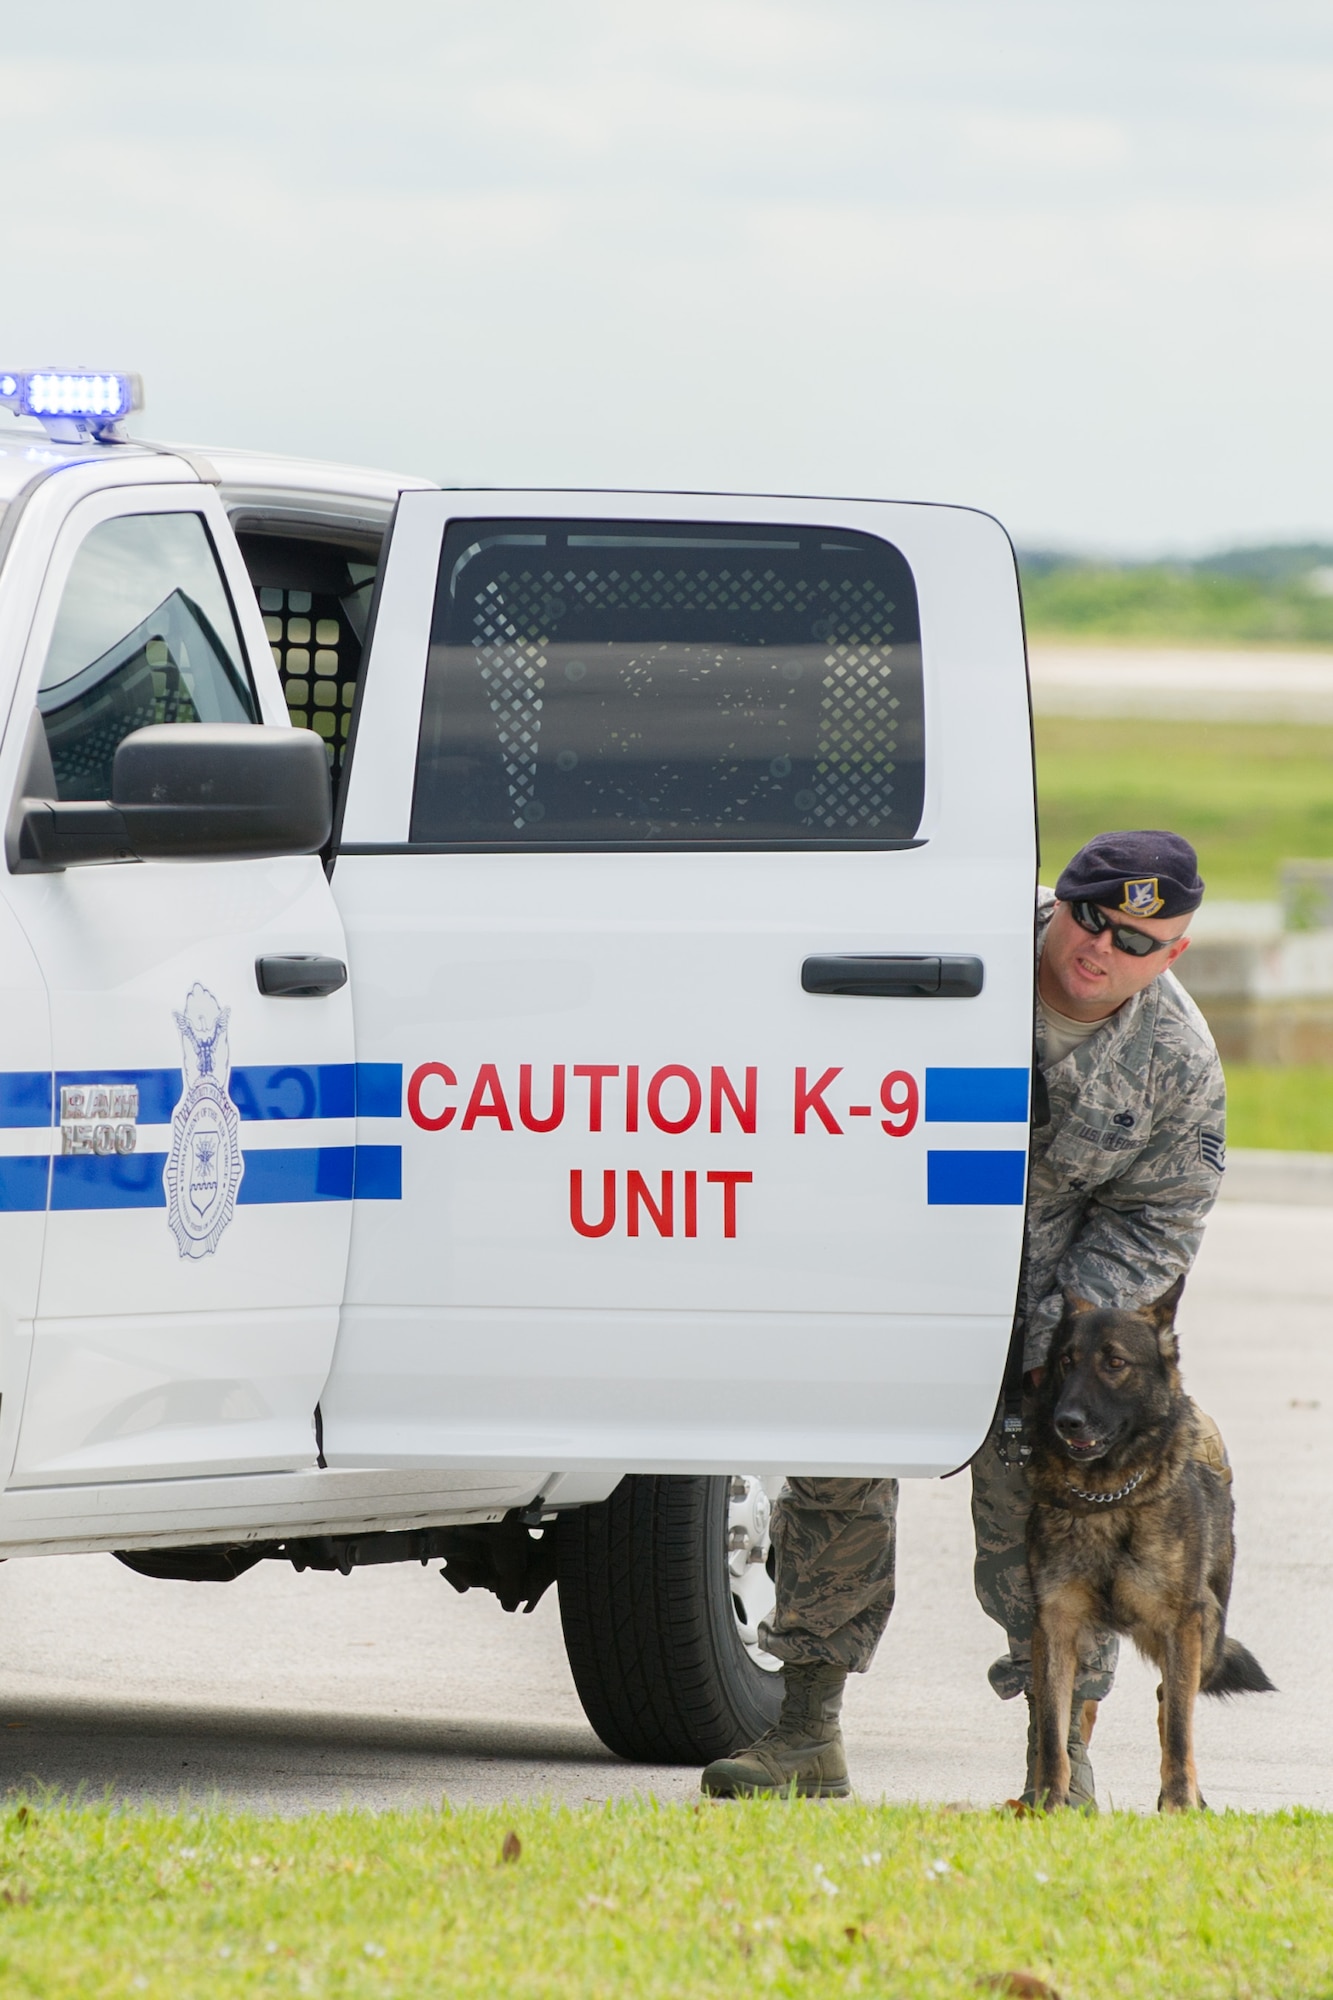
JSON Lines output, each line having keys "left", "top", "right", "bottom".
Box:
{"left": 726, "top": 1474, "right": 782, "bottom": 1672}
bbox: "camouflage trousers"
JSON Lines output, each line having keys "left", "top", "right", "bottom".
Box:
{"left": 758, "top": 1440, "right": 1119, "bottom": 1703}
{"left": 758, "top": 1478, "right": 899, "bottom": 1673}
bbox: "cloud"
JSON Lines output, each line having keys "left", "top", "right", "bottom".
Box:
{"left": 956, "top": 112, "right": 1129, "bottom": 171}
{"left": 3, "top": 0, "right": 1333, "bottom": 545}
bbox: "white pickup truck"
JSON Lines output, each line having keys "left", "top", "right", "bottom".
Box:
{"left": 0, "top": 371, "right": 1035, "bottom": 1763}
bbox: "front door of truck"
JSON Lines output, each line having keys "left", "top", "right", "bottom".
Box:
{"left": 2, "top": 482, "right": 355, "bottom": 1486}
{"left": 326, "top": 493, "right": 1035, "bottom": 1478}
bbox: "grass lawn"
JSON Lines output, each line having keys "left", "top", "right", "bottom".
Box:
{"left": 1034, "top": 716, "right": 1333, "bottom": 905}
{"left": 0, "top": 1799, "right": 1329, "bottom": 1998}
{"left": 1221, "top": 1066, "right": 1333, "bottom": 1152}
{"left": 1022, "top": 563, "right": 1333, "bottom": 646}
{"left": 1037, "top": 717, "right": 1333, "bottom": 1148}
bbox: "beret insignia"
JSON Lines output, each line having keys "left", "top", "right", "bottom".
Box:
{"left": 1119, "top": 877, "right": 1164, "bottom": 917}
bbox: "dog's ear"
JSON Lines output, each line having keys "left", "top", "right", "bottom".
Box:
{"left": 1061, "top": 1289, "right": 1098, "bottom": 1320}
{"left": 1141, "top": 1274, "right": 1185, "bottom": 1359}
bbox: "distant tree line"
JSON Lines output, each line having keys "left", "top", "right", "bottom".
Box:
{"left": 1019, "top": 544, "right": 1333, "bottom": 644}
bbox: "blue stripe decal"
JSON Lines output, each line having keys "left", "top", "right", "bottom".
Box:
{"left": 230, "top": 1064, "right": 355, "bottom": 1121}
{"left": 237, "top": 1147, "right": 355, "bottom": 1204}
{"left": 54, "top": 1066, "right": 360, "bottom": 1124}
{"left": 9, "top": 1067, "right": 403, "bottom": 1128}
{"left": 925, "top": 1068, "right": 1030, "bottom": 1123}
{"left": 52, "top": 1153, "right": 167, "bottom": 1209}
{"left": 356, "top": 1063, "right": 403, "bottom": 1118}
{"left": 0, "top": 1157, "right": 50, "bottom": 1210}
{"left": 0, "top": 1073, "right": 53, "bottom": 1129}
{"left": 46, "top": 1147, "right": 405, "bottom": 1208}
{"left": 57, "top": 1069, "right": 181, "bottom": 1124}
{"left": 927, "top": 1150, "right": 1027, "bottom": 1206}
{"left": 353, "top": 1144, "right": 402, "bottom": 1199}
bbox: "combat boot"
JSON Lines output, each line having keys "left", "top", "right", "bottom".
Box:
{"left": 700, "top": 1662, "right": 850, "bottom": 1798}
{"left": 1023, "top": 1695, "right": 1099, "bottom": 1811}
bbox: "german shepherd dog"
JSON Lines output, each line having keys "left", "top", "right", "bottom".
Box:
{"left": 1028, "top": 1278, "right": 1274, "bottom": 1810}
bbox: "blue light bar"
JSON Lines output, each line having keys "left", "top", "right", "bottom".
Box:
{"left": 0, "top": 370, "right": 143, "bottom": 440}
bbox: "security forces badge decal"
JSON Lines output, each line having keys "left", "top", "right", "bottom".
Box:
{"left": 1119, "top": 877, "right": 1164, "bottom": 917}
{"left": 165, "top": 983, "right": 244, "bottom": 1258}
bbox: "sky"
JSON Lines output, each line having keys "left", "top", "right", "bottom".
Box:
{"left": 3, "top": 0, "right": 1332, "bottom": 553}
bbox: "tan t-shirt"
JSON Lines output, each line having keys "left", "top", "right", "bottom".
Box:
{"left": 1038, "top": 996, "right": 1111, "bottom": 1067}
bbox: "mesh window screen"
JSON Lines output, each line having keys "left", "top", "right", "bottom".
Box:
{"left": 259, "top": 586, "right": 360, "bottom": 777}
{"left": 411, "top": 520, "right": 925, "bottom": 848}
{"left": 236, "top": 533, "right": 376, "bottom": 787}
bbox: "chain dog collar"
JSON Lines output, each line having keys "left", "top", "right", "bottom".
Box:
{"left": 1066, "top": 1467, "right": 1148, "bottom": 1505}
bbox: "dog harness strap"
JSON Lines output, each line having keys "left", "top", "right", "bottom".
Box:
{"left": 994, "top": 1045, "right": 1047, "bottom": 1468}
{"left": 994, "top": 1254, "right": 1032, "bottom": 1467}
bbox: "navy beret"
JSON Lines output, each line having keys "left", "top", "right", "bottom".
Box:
{"left": 1056, "top": 830, "right": 1204, "bottom": 920}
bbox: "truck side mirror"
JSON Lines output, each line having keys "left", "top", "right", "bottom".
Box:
{"left": 6, "top": 718, "right": 332, "bottom": 873}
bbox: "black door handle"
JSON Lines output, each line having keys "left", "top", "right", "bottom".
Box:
{"left": 256, "top": 955, "right": 348, "bottom": 998}
{"left": 801, "top": 954, "right": 984, "bottom": 998}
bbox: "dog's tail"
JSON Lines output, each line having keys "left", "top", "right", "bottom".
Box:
{"left": 1202, "top": 1637, "right": 1277, "bottom": 1698}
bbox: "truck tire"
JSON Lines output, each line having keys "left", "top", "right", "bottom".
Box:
{"left": 556, "top": 1473, "right": 783, "bottom": 1764}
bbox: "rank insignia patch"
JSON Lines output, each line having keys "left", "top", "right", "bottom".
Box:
{"left": 165, "top": 983, "right": 244, "bottom": 1258}
{"left": 1120, "top": 877, "right": 1164, "bottom": 917}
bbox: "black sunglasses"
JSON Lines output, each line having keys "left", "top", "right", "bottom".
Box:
{"left": 1069, "top": 900, "right": 1187, "bottom": 958}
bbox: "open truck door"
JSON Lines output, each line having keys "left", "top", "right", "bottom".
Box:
{"left": 322, "top": 492, "right": 1035, "bottom": 1761}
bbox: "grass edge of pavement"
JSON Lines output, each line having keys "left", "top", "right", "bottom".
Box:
{"left": 0, "top": 1797, "right": 1326, "bottom": 1997}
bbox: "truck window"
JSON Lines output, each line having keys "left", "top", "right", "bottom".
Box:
{"left": 232, "top": 529, "right": 380, "bottom": 791}
{"left": 38, "top": 512, "right": 257, "bottom": 801}
{"left": 410, "top": 519, "right": 925, "bottom": 849}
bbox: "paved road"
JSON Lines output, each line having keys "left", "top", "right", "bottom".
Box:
{"left": 0, "top": 1197, "right": 1324, "bottom": 1815}
{"left": 1029, "top": 643, "right": 1333, "bottom": 722}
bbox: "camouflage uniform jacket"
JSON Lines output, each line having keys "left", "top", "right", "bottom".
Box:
{"left": 1021, "top": 888, "right": 1227, "bottom": 1369}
